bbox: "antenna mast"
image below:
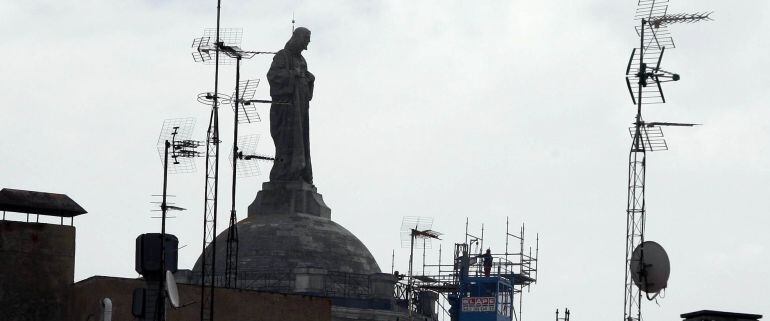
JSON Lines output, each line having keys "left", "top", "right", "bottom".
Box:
{"left": 153, "top": 118, "right": 201, "bottom": 321}
{"left": 192, "top": 21, "right": 280, "bottom": 297}
{"left": 190, "top": 0, "right": 228, "bottom": 318}
{"left": 219, "top": 40, "right": 277, "bottom": 289}
{"left": 622, "top": 2, "right": 711, "bottom": 321}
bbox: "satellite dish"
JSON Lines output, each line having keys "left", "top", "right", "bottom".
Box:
{"left": 165, "top": 270, "right": 180, "bottom": 308}
{"left": 630, "top": 241, "right": 670, "bottom": 293}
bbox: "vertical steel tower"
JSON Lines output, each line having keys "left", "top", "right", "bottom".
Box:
{"left": 196, "top": 3, "right": 227, "bottom": 319}
{"left": 622, "top": 2, "right": 711, "bottom": 321}
{"left": 192, "top": 21, "right": 246, "bottom": 321}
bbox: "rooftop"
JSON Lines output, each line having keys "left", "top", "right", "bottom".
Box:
{"left": 0, "top": 188, "right": 87, "bottom": 217}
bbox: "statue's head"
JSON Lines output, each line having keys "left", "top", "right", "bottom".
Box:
{"left": 285, "top": 27, "right": 311, "bottom": 53}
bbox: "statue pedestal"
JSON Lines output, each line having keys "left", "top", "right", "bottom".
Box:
{"left": 247, "top": 181, "right": 331, "bottom": 219}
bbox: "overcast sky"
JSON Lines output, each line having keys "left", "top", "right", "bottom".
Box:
{"left": 1, "top": 0, "right": 768, "bottom": 320}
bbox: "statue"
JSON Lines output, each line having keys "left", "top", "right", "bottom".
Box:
{"left": 248, "top": 27, "right": 330, "bottom": 218}
{"left": 267, "top": 27, "right": 315, "bottom": 184}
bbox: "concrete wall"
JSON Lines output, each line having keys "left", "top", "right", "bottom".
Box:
{"left": 0, "top": 220, "right": 75, "bottom": 321}
{"left": 70, "top": 276, "right": 332, "bottom": 321}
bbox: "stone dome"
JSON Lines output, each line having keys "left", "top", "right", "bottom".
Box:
{"left": 193, "top": 213, "right": 381, "bottom": 277}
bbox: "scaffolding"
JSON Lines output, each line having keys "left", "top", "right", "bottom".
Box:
{"left": 409, "top": 217, "right": 539, "bottom": 321}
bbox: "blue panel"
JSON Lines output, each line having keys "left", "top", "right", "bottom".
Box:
{"left": 457, "top": 276, "right": 514, "bottom": 321}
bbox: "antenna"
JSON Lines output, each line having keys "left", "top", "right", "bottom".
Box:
{"left": 215, "top": 36, "right": 277, "bottom": 290}
{"left": 292, "top": 12, "right": 296, "bottom": 32}
{"left": 197, "top": 92, "right": 232, "bottom": 107}
{"left": 193, "top": 23, "right": 281, "bottom": 295}
{"left": 190, "top": 12, "right": 229, "bottom": 320}
{"left": 401, "top": 216, "right": 436, "bottom": 248}
{"left": 230, "top": 79, "right": 261, "bottom": 124}
{"left": 152, "top": 118, "right": 200, "bottom": 321}
{"left": 622, "top": 2, "right": 711, "bottom": 321}
{"left": 229, "top": 134, "right": 275, "bottom": 178}
{"left": 400, "top": 216, "right": 441, "bottom": 319}
{"left": 192, "top": 28, "right": 243, "bottom": 65}
{"left": 157, "top": 118, "right": 202, "bottom": 174}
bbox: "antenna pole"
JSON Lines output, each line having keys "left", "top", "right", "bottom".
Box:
{"left": 534, "top": 233, "right": 539, "bottom": 283}
{"left": 519, "top": 224, "right": 524, "bottom": 321}
{"left": 162, "top": 140, "right": 170, "bottom": 238}
{"left": 422, "top": 238, "right": 427, "bottom": 275}
{"left": 224, "top": 56, "right": 242, "bottom": 289}
{"left": 200, "top": 0, "right": 222, "bottom": 320}
{"left": 408, "top": 229, "right": 415, "bottom": 319}
{"left": 156, "top": 140, "right": 171, "bottom": 321}
{"left": 624, "top": 18, "right": 647, "bottom": 321}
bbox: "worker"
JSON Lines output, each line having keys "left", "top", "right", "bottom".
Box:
{"left": 482, "top": 249, "right": 493, "bottom": 277}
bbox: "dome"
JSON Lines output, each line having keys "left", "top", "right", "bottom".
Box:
{"left": 193, "top": 213, "right": 381, "bottom": 278}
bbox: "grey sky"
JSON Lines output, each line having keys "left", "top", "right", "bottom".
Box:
{"left": 1, "top": 0, "right": 768, "bottom": 320}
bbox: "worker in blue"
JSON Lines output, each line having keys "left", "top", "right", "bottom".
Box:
{"left": 482, "top": 249, "right": 493, "bottom": 277}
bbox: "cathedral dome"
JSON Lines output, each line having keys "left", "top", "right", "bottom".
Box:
{"left": 193, "top": 213, "right": 381, "bottom": 280}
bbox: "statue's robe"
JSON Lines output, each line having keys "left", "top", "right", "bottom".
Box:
{"left": 267, "top": 45, "right": 315, "bottom": 184}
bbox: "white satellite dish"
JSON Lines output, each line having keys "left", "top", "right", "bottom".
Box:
{"left": 630, "top": 241, "right": 670, "bottom": 293}
{"left": 165, "top": 270, "right": 180, "bottom": 308}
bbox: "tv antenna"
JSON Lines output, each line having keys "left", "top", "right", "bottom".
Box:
{"left": 622, "top": 2, "right": 711, "bottom": 321}
{"left": 229, "top": 134, "right": 275, "bottom": 178}
{"left": 400, "top": 216, "right": 441, "bottom": 319}
{"left": 192, "top": 28, "right": 243, "bottom": 65}
{"left": 156, "top": 118, "right": 202, "bottom": 174}
{"left": 153, "top": 118, "right": 200, "bottom": 321}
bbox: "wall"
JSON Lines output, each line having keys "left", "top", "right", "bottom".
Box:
{"left": 69, "top": 276, "right": 332, "bottom": 321}
{"left": 0, "top": 220, "right": 75, "bottom": 321}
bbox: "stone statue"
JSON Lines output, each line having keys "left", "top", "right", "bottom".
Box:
{"left": 267, "top": 27, "right": 315, "bottom": 184}
{"left": 249, "top": 27, "right": 329, "bottom": 218}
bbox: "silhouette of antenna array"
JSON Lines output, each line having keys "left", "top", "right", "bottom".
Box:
{"left": 228, "top": 134, "right": 274, "bottom": 178}
{"left": 622, "top": 2, "right": 711, "bottom": 321}
{"left": 400, "top": 216, "right": 436, "bottom": 249}
{"left": 627, "top": 1, "right": 675, "bottom": 106}
{"left": 625, "top": 47, "right": 675, "bottom": 105}
{"left": 231, "top": 79, "right": 261, "bottom": 123}
{"left": 635, "top": 0, "right": 670, "bottom": 19}
{"left": 191, "top": 28, "right": 243, "bottom": 65}
{"left": 157, "top": 118, "right": 202, "bottom": 174}
{"left": 196, "top": 92, "right": 232, "bottom": 107}
{"left": 628, "top": 125, "right": 668, "bottom": 151}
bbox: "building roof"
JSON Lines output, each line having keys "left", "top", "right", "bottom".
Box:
{"left": 681, "top": 310, "right": 763, "bottom": 320}
{"left": 0, "top": 188, "right": 87, "bottom": 217}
